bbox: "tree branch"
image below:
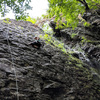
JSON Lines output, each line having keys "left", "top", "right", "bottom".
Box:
{"left": 77, "top": 0, "right": 90, "bottom": 11}
{"left": 83, "top": 0, "right": 89, "bottom": 10}
{"left": 77, "top": 0, "right": 84, "bottom": 4}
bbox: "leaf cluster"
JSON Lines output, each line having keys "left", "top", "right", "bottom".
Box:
{"left": 26, "top": 16, "right": 36, "bottom": 24}
{"left": 47, "top": 0, "right": 100, "bottom": 28}
{"left": 0, "top": 0, "right": 32, "bottom": 19}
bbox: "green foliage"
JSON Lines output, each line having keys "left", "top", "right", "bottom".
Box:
{"left": 26, "top": 17, "right": 36, "bottom": 24}
{"left": 0, "top": 0, "right": 32, "bottom": 19}
{"left": 83, "top": 22, "right": 90, "bottom": 27}
{"left": 16, "top": 13, "right": 29, "bottom": 21}
{"left": 68, "top": 54, "right": 82, "bottom": 64}
{"left": 40, "top": 18, "right": 67, "bottom": 53}
{"left": 71, "top": 33, "right": 78, "bottom": 38}
{"left": 81, "top": 36, "right": 87, "bottom": 43}
{"left": 3, "top": 18, "right": 11, "bottom": 24}
{"left": 40, "top": 33, "right": 67, "bottom": 54}
{"left": 47, "top": 0, "right": 100, "bottom": 28}
{"left": 76, "top": 64, "right": 83, "bottom": 67}
{"left": 81, "top": 36, "right": 92, "bottom": 43}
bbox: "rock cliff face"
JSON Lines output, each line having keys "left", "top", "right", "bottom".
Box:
{"left": 0, "top": 17, "right": 100, "bottom": 100}
{"left": 50, "top": 10, "right": 100, "bottom": 74}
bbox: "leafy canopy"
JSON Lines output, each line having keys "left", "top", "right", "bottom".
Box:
{"left": 47, "top": 0, "right": 100, "bottom": 28}
{"left": 0, "top": 0, "right": 32, "bottom": 19}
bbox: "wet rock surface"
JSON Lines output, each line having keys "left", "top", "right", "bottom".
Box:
{"left": 0, "top": 18, "right": 100, "bottom": 100}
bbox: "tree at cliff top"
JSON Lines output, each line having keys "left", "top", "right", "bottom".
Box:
{"left": 0, "top": 0, "right": 32, "bottom": 19}
{"left": 47, "top": 0, "right": 100, "bottom": 28}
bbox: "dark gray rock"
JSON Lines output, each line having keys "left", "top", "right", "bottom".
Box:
{"left": 0, "top": 19, "right": 100, "bottom": 100}
{"left": 49, "top": 9, "right": 100, "bottom": 75}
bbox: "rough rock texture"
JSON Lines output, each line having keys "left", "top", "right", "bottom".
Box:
{"left": 50, "top": 9, "right": 100, "bottom": 75}
{"left": 0, "top": 18, "right": 100, "bottom": 100}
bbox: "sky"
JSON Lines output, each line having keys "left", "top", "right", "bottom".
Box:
{"left": 28, "top": 0, "right": 49, "bottom": 18}
{"left": 0, "top": 0, "right": 49, "bottom": 19}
